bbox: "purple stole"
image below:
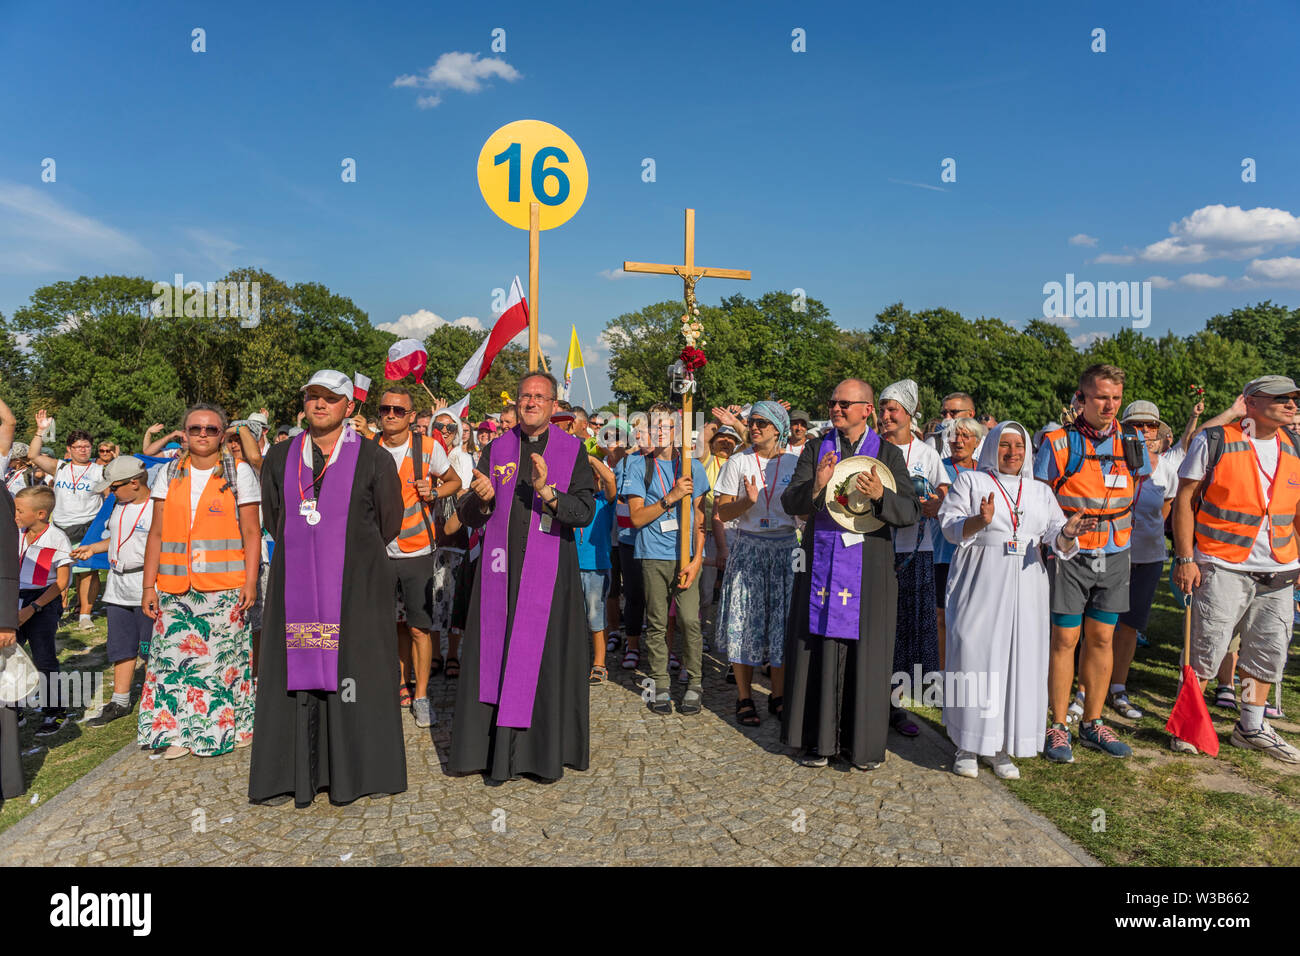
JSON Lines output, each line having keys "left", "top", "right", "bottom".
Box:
{"left": 281, "top": 427, "right": 360, "bottom": 691}
{"left": 808, "top": 428, "right": 881, "bottom": 640}
{"left": 479, "top": 424, "right": 581, "bottom": 728}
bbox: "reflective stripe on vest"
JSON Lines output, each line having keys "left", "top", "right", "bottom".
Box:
{"left": 1045, "top": 426, "right": 1136, "bottom": 550}
{"left": 1194, "top": 422, "right": 1300, "bottom": 564}
{"left": 156, "top": 467, "right": 246, "bottom": 593}
{"left": 393, "top": 439, "right": 435, "bottom": 553}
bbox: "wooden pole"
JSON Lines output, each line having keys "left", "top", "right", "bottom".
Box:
{"left": 528, "top": 202, "right": 540, "bottom": 372}
{"left": 679, "top": 208, "right": 695, "bottom": 573}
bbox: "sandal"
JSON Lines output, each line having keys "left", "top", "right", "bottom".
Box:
{"left": 606, "top": 631, "right": 622, "bottom": 652}
{"left": 398, "top": 684, "right": 414, "bottom": 709}
{"left": 588, "top": 665, "right": 608, "bottom": 685}
{"left": 429, "top": 657, "right": 444, "bottom": 678}
{"left": 736, "top": 698, "right": 761, "bottom": 727}
{"left": 1213, "top": 685, "right": 1237, "bottom": 711}
{"left": 1108, "top": 691, "right": 1143, "bottom": 720}
{"left": 768, "top": 695, "right": 784, "bottom": 718}
{"left": 890, "top": 708, "right": 920, "bottom": 737}
{"left": 445, "top": 657, "right": 460, "bottom": 679}
{"left": 621, "top": 646, "right": 640, "bottom": 670}
{"left": 669, "top": 651, "right": 681, "bottom": 672}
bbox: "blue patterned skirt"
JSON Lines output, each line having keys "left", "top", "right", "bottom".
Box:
{"left": 719, "top": 532, "right": 798, "bottom": 667}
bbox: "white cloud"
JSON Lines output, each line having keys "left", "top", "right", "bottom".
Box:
{"left": 0, "top": 182, "right": 148, "bottom": 275}
{"left": 1132, "top": 204, "right": 1300, "bottom": 264}
{"left": 184, "top": 228, "right": 243, "bottom": 272}
{"left": 1147, "top": 275, "right": 1175, "bottom": 289}
{"left": 598, "top": 268, "right": 632, "bottom": 280}
{"left": 1069, "top": 233, "right": 1098, "bottom": 247}
{"left": 1042, "top": 313, "right": 1078, "bottom": 329}
{"left": 1072, "top": 331, "right": 1109, "bottom": 347}
{"left": 377, "top": 309, "right": 484, "bottom": 338}
{"left": 1139, "top": 237, "right": 1211, "bottom": 264}
{"left": 392, "top": 52, "right": 521, "bottom": 108}
{"left": 1178, "top": 273, "right": 1229, "bottom": 289}
{"left": 887, "top": 178, "right": 947, "bottom": 192}
{"left": 1092, "top": 253, "right": 1135, "bottom": 265}
{"left": 538, "top": 332, "right": 558, "bottom": 349}
{"left": 1247, "top": 256, "right": 1300, "bottom": 284}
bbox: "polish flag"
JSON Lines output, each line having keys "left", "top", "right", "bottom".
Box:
{"left": 353, "top": 372, "right": 371, "bottom": 402}
{"left": 446, "top": 394, "right": 471, "bottom": 421}
{"left": 385, "top": 339, "right": 429, "bottom": 383}
{"left": 456, "top": 276, "right": 528, "bottom": 390}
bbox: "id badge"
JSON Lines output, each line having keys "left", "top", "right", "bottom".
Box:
{"left": 660, "top": 517, "right": 679, "bottom": 533}
{"left": 1004, "top": 539, "right": 1022, "bottom": 556}
{"left": 299, "top": 499, "right": 316, "bottom": 517}
{"left": 539, "top": 514, "right": 553, "bottom": 533}
{"left": 840, "top": 531, "right": 864, "bottom": 547}
{"left": 759, "top": 517, "right": 771, "bottom": 529}
{"left": 1104, "top": 472, "right": 1126, "bottom": 489}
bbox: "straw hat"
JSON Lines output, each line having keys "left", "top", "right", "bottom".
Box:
{"left": 0, "top": 644, "right": 40, "bottom": 704}
{"left": 825, "top": 455, "right": 896, "bottom": 533}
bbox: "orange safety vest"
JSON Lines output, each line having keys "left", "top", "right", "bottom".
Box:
{"left": 1043, "top": 425, "right": 1137, "bottom": 551}
{"left": 157, "top": 463, "right": 246, "bottom": 593}
{"left": 386, "top": 433, "right": 439, "bottom": 553}
{"left": 1194, "top": 423, "right": 1300, "bottom": 564}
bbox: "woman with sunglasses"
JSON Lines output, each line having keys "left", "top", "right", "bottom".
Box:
{"left": 139, "top": 404, "right": 261, "bottom": 759}
{"left": 714, "top": 401, "right": 800, "bottom": 725}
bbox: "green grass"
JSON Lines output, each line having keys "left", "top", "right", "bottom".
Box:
{"left": 0, "top": 598, "right": 140, "bottom": 838}
{"left": 912, "top": 571, "right": 1300, "bottom": 866}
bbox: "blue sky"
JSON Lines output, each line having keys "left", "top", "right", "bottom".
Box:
{"left": 2, "top": 0, "right": 1299, "bottom": 410}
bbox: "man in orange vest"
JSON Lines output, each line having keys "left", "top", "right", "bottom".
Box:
{"left": 376, "top": 385, "right": 461, "bottom": 728}
{"left": 1035, "top": 364, "right": 1152, "bottom": 763}
{"left": 1171, "top": 375, "right": 1300, "bottom": 762}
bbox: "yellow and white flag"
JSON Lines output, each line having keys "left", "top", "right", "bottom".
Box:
{"left": 563, "top": 325, "right": 584, "bottom": 397}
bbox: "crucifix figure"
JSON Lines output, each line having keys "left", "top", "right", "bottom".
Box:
{"left": 623, "top": 208, "right": 750, "bottom": 577}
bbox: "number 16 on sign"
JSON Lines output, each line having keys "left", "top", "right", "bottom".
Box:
{"left": 477, "top": 120, "right": 588, "bottom": 371}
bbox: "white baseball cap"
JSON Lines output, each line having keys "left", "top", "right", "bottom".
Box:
{"left": 301, "top": 369, "right": 352, "bottom": 399}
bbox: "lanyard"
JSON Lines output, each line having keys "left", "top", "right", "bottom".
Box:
{"left": 1248, "top": 434, "right": 1281, "bottom": 543}
{"left": 987, "top": 470, "right": 1024, "bottom": 538}
{"left": 298, "top": 438, "right": 340, "bottom": 502}
{"left": 115, "top": 502, "right": 148, "bottom": 566}
{"left": 18, "top": 528, "right": 42, "bottom": 567}
{"left": 66, "top": 462, "right": 91, "bottom": 489}
{"left": 755, "top": 454, "right": 785, "bottom": 513}
{"left": 653, "top": 457, "right": 678, "bottom": 503}
{"left": 904, "top": 440, "right": 914, "bottom": 470}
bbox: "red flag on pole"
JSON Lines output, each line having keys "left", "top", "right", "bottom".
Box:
{"left": 456, "top": 276, "right": 528, "bottom": 390}
{"left": 385, "top": 338, "right": 429, "bottom": 383}
{"left": 353, "top": 372, "right": 371, "bottom": 402}
{"left": 1166, "top": 609, "right": 1220, "bottom": 756}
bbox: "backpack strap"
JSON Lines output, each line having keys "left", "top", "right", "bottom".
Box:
{"left": 411, "top": 431, "right": 436, "bottom": 543}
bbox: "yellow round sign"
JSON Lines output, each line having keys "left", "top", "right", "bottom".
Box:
{"left": 477, "top": 119, "right": 588, "bottom": 231}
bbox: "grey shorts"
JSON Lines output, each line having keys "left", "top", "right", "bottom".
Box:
{"left": 1049, "top": 549, "right": 1131, "bottom": 617}
{"left": 391, "top": 553, "right": 436, "bottom": 632}
{"left": 1189, "top": 563, "right": 1295, "bottom": 685}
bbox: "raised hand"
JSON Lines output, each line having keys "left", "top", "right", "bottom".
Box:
{"left": 813, "top": 451, "right": 838, "bottom": 494}
{"left": 35, "top": 408, "right": 50, "bottom": 432}
{"left": 1063, "top": 511, "right": 1097, "bottom": 539}
{"left": 978, "top": 492, "right": 995, "bottom": 527}
{"left": 530, "top": 453, "right": 550, "bottom": 494}
{"left": 742, "top": 473, "right": 759, "bottom": 504}
{"left": 433, "top": 396, "right": 448, "bottom": 412}
{"left": 470, "top": 468, "right": 495, "bottom": 502}
{"left": 145, "top": 422, "right": 164, "bottom": 437}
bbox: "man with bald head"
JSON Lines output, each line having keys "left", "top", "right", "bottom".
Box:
{"left": 781, "top": 379, "right": 920, "bottom": 770}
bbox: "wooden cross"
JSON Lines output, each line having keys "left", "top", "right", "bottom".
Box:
{"left": 838, "top": 588, "right": 853, "bottom": 606}
{"left": 623, "top": 208, "right": 750, "bottom": 573}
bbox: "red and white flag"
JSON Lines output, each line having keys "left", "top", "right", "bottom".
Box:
{"left": 446, "top": 394, "right": 471, "bottom": 421}
{"left": 456, "top": 276, "right": 528, "bottom": 390}
{"left": 385, "top": 338, "right": 428, "bottom": 383}
{"left": 353, "top": 372, "right": 371, "bottom": 402}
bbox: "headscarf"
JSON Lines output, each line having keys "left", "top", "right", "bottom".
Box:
{"left": 435, "top": 412, "right": 462, "bottom": 450}
{"left": 977, "top": 421, "right": 1033, "bottom": 478}
{"left": 880, "top": 379, "right": 919, "bottom": 418}
{"left": 749, "top": 400, "right": 790, "bottom": 445}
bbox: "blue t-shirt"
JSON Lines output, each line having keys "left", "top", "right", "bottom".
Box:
{"left": 576, "top": 491, "right": 614, "bottom": 571}
{"left": 932, "top": 458, "right": 975, "bottom": 564}
{"left": 614, "top": 454, "right": 637, "bottom": 545}
{"left": 1032, "top": 426, "right": 1152, "bottom": 554}
{"left": 624, "top": 455, "right": 710, "bottom": 561}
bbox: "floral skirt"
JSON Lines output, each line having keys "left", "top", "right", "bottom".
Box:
{"left": 138, "top": 588, "right": 254, "bottom": 756}
{"left": 718, "top": 532, "right": 797, "bottom": 667}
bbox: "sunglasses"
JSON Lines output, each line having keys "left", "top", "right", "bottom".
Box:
{"left": 1269, "top": 396, "right": 1299, "bottom": 406}
{"left": 748, "top": 418, "right": 772, "bottom": 431}
{"left": 186, "top": 425, "right": 222, "bottom": 437}
{"left": 109, "top": 479, "right": 137, "bottom": 491}
{"left": 829, "top": 400, "right": 869, "bottom": 410}
{"left": 377, "top": 404, "right": 412, "bottom": 416}
{"left": 97, "top": 447, "right": 114, "bottom": 454}
{"left": 433, "top": 423, "right": 457, "bottom": 433}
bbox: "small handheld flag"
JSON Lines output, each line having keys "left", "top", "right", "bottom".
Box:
{"left": 386, "top": 339, "right": 429, "bottom": 383}
{"left": 354, "top": 373, "right": 371, "bottom": 402}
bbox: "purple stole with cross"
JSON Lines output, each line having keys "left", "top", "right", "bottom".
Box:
{"left": 808, "top": 427, "right": 880, "bottom": 640}
{"left": 478, "top": 423, "right": 581, "bottom": 728}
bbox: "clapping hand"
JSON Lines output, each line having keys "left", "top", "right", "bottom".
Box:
{"left": 530, "top": 453, "right": 549, "bottom": 493}
{"left": 920, "top": 489, "right": 944, "bottom": 518}
{"left": 813, "top": 451, "right": 837, "bottom": 494}
{"left": 742, "top": 474, "right": 759, "bottom": 505}
{"left": 854, "top": 465, "right": 884, "bottom": 502}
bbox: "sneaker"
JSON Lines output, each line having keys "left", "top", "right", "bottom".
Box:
{"left": 1230, "top": 720, "right": 1300, "bottom": 764}
{"left": 845, "top": 753, "right": 884, "bottom": 771}
{"left": 35, "top": 714, "right": 66, "bottom": 737}
{"left": 1079, "top": 719, "right": 1131, "bottom": 757}
{"left": 77, "top": 616, "right": 94, "bottom": 631}
{"left": 1265, "top": 703, "right": 1286, "bottom": 720}
{"left": 1108, "top": 691, "right": 1143, "bottom": 720}
{"left": 1170, "top": 735, "right": 1200, "bottom": 754}
{"left": 799, "top": 750, "right": 828, "bottom": 767}
{"left": 1044, "top": 723, "right": 1074, "bottom": 763}
{"left": 411, "top": 697, "right": 435, "bottom": 729}
{"left": 1066, "top": 692, "right": 1085, "bottom": 724}
{"left": 982, "top": 751, "right": 1020, "bottom": 780}
{"left": 679, "top": 689, "right": 702, "bottom": 715}
{"left": 1135, "top": 631, "right": 1150, "bottom": 647}
{"left": 650, "top": 692, "right": 671, "bottom": 716}
{"left": 952, "top": 750, "right": 978, "bottom": 778}
{"left": 86, "top": 700, "right": 132, "bottom": 727}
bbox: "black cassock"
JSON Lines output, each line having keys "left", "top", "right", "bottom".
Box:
{"left": 0, "top": 485, "right": 22, "bottom": 803}
{"left": 780, "top": 433, "right": 919, "bottom": 767}
{"left": 449, "top": 428, "right": 595, "bottom": 782}
{"left": 249, "top": 436, "right": 405, "bottom": 807}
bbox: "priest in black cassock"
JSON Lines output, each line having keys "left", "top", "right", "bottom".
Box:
{"left": 249, "top": 369, "right": 405, "bottom": 807}
{"left": 0, "top": 483, "right": 24, "bottom": 806}
{"left": 781, "top": 378, "right": 920, "bottom": 770}
{"left": 449, "top": 370, "right": 595, "bottom": 782}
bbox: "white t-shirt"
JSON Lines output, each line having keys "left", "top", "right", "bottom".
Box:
{"left": 150, "top": 460, "right": 262, "bottom": 529}
{"left": 1178, "top": 431, "right": 1300, "bottom": 572}
{"left": 51, "top": 460, "right": 105, "bottom": 527}
{"left": 18, "top": 524, "right": 72, "bottom": 589}
{"left": 1129, "top": 452, "right": 1180, "bottom": 564}
{"left": 891, "top": 438, "right": 947, "bottom": 554}
{"left": 785, "top": 440, "right": 806, "bottom": 459}
{"left": 714, "top": 449, "right": 800, "bottom": 536}
{"left": 449, "top": 448, "right": 473, "bottom": 489}
{"left": 382, "top": 435, "right": 452, "bottom": 558}
{"left": 102, "top": 498, "right": 153, "bottom": 606}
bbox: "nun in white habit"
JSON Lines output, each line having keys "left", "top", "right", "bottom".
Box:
{"left": 937, "top": 421, "right": 1095, "bottom": 779}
